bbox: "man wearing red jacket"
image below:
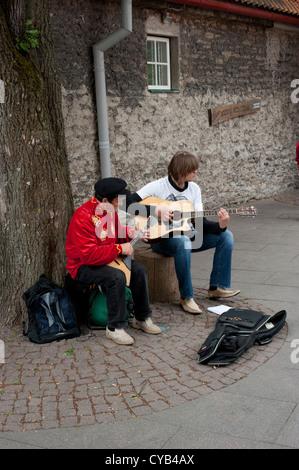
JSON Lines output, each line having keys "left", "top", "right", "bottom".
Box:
{"left": 66, "top": 177, "right": 161, "bottom": 345}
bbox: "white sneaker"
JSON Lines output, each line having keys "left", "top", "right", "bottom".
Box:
{"left": 179, "top": 298, "right": 202, "bottom": 314}
{"left": 105, "top": 327, "right": 134, "bottom": 345}
{"left": 131, "top": 317, "right": 162, "bottom": 334}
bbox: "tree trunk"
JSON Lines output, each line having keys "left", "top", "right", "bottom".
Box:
{"left": 0, "top": 0, "right": 74, "bottom": 326}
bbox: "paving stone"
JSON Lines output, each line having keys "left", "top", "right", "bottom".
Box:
{"left": 0, "top": 291, "right": 287, "bottom": 432}
{"left": 3, "top": 188, "right": 297, "bottom": 436}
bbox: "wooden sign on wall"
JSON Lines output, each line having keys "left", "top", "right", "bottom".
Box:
{"left": 209, "top": 99, "right": 261, "bottom": 126}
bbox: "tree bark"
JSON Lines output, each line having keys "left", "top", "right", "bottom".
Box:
{"left": 0, "top": 0, "right": 73, "bottom": 326}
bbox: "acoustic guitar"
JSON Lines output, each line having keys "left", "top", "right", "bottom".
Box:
{"left": 107, "top": 228, "right": 147, "bottom": 286}
{"left": 134, "top": 196, "right": 258, "bottom": 243}
{"left": 94, "top": 202, "right": 147, "bottom": 286}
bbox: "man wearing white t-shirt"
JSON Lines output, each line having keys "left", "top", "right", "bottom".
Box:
{"left": 124, "top": 151, "right": 240, "bottom": 314}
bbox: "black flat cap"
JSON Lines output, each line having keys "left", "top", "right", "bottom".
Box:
{"left": 94, "top": 177, "right": 130, "bottom": 199}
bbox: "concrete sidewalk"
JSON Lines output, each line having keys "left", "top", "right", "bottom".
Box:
{"left": 0, "top": 191, "right": 298, "bottom": 449}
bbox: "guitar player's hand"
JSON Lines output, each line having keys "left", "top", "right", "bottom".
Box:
{"left": 139, "top": 229, "right": 150, "bottom": 242}
{"left": 120, "top": 243, "right": 134, "bottom": 256}
{"left": 218, "top": 208, "right": 230, "bottom": 229}
{"left": 155, "top": 205, "right": 173, "bottom": 222}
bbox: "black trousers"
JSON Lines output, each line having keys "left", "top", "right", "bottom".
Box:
{"left": 75, "top": 260, "right": 152, "bottom": 329}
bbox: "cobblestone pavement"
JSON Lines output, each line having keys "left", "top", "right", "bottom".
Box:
{"left": 0, "top": 288, "right": 287, "bottom": 433}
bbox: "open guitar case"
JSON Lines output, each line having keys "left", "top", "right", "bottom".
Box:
{"left": 197, "top": 308, "right": 287, "bottom": 366}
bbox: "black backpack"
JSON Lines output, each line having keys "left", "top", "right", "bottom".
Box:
{"left": 22, "top": 274, "right": 81, "bottom": 344}
{"left": 197, "top": 308, "right": 287, "bottom": 366}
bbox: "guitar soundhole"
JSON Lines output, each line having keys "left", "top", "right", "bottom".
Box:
{"left": 172, "top": 210, "right": 182, "bottom": 222}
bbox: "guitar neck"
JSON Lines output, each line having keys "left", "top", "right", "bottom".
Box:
{"left": 129, "top": 215, "right": 153, "bottom": 246}
{"left": 138, "top": 197, "right": 258, "bottom": 220}
{"left": 130, "top": 231, "right": 143, "bottom": 247}
{"left": 200, "top": 208, "right": 239, "bottom": 217}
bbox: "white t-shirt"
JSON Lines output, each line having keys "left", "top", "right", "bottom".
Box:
{"left": 137, "top": 176, "right": 203, "bottom": 212}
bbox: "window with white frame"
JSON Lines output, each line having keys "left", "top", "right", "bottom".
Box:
{"left": 147, "top": 36, "right": 171, "bottom": 90}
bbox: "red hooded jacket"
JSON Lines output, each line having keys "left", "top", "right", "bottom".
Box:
{"left": 66, "top": 196, "right": 135, "bottom": 279}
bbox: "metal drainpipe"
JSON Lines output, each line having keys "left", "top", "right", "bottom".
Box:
{"left": 93, "top": 0, "right": 132, "bottom": 178}
{"left": 167, "top": 0, "right": 299, "bottom": 26}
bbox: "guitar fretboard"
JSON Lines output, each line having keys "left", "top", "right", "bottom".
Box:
{"left": 184, "top": 208, "right": 239, "bottom": 218}
{"left": 202, "top": 208, "right": 238, "bottom": 217}
{"left": 130, "top": 233, "right": 142, "bottom": 246}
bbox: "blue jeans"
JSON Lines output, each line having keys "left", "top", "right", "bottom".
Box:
{"left": 151, "top": 230, "right": 234, "bottom": 299}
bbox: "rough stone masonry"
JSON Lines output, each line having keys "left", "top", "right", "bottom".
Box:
{"left": 50, "top": 0, "right": 299, "bottom": 209}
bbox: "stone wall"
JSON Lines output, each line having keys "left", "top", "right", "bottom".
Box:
{"left": 50, "top": 0, "right": 299, "bottom": 209}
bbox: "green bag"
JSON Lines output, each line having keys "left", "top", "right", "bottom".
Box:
{"left": 88, "top": 287, "right": 133, "bottom": 327}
